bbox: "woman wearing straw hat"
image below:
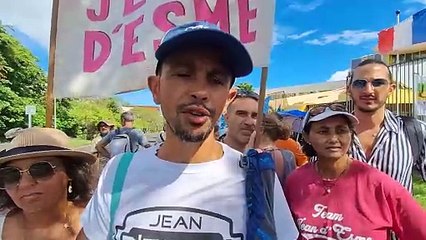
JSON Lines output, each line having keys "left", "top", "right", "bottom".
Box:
{"left": 285, "top": 104, "right": 426, "bottom": 240}
{"left": 0, "top": 127, "right": 96, "bottom": 239}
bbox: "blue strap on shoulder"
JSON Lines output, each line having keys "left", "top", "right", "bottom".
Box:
{"left": 108, "top": 152, "right": 134, "bottom": 239}
{"left": 243, "top": 149, "right": 277, "bottom": 240}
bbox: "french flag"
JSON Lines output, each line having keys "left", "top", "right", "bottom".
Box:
{"left": 378, "top": 8, "right": 426, "bottom": 54}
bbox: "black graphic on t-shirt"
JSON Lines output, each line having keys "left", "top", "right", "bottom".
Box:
{"left": 114, "top": 206, "right": 244, "bottom": 240}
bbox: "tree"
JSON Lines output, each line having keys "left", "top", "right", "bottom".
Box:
{"left": 236, "top": 82, "right": 254, "bottom": 92}
{"left": 131, "top": 107, "right": 164, "bottom": 132}
{"left": 0, "top": 26, "right": 47, "bottom": 140}
{"left": 0, "top": 27, "right": 163, "bottom": 141}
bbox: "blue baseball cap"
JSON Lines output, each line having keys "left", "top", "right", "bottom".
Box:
{"left": 155, "top": 21, "right": 253, "bottom": 79}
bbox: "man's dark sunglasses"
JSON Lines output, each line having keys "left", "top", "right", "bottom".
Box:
{"left": 351, "top": 79, "right": 388, "bottom": 89}
{"left": 0, "top": 161, "right": 57, "bottom": 189}
{"left": 236, "top": 89, "right": 259, "bottom": 100}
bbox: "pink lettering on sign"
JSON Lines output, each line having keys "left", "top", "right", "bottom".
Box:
{"left": 238, "top": 0, "right": 257, "bottom": 43}
{"left": 83, "top": 31, "right": 111, "bottom": 72}
{"left": 152, "top": 1, "right": 186, "bottom": 51}
{"left": 122, "top": 16, "right": 146, "bottom": 66}
{"left": 86, "top": 0, "right": 110, "bottom": 21}
{"left": 123, "top": 0, "right": 147, "bottom": 17}
{"left": 194, "top": 0, "right": 230, "bottom": 33}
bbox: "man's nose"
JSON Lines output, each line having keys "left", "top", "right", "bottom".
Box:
{"left": 190, "top": 77, "right": 209, "bottom": 101}
{"left": 363, "top": 82, "right": 375, "bottom": 93}
{"left": 244, "top": 116, "right": 256, "bottom": 126}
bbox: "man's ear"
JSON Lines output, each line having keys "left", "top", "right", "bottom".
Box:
{"left": 226, "top": 88, "right": 237, "bottom": 106}
{"left": 388, "top": 81, "right": 396, "bottom": 97}
{"left": 148, "top": 75, "right": 161, "bottom": 104}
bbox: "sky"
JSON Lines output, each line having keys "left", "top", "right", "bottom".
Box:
{"left": 1, "top": 0, "right": 426, "bottom": 106}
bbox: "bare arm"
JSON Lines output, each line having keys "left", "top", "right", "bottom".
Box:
{"left": 96, "top": 133, "right": 113, "bottom": 159}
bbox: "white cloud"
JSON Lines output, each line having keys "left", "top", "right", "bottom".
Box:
{"left": 272, "top": 25, "right": 295, "bottom": 46}
{"left": 403, "top": 0, "right": 426, "bottom": 16}
{"left": 288, "top": 0, "right": 324, "bottom": 12}
{"left": 404, "top": 0, "right": 426, "bottom": 5}
{"left": 272, "top": 26, "right": 317, "bottom": 46}
{"left": 326, "top": 69, "right": 349, "bottom": 82}
{"left": 404, "top": 7, "right": 418, "bottom": 15}
{"left": 287, "top": 30, "right": 317, "bottom": 40}
{"left": 0, "top": 0, "right": 52, "bottom": 49}
{"left": 305, "top": 30, "right": 378, "bottom": 46}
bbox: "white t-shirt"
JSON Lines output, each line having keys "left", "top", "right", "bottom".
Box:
{"left": 81, "top": 143, "right": 298, "bottom": 240}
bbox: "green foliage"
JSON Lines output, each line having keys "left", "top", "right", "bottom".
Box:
{"left": 0, "top": 26, "right": 163, "bottom": 142}
{"left": 0, "top": 26, "right": 47, "bottom": 140}
{"left": 414, "top": 175, "right": 426, "bottom": 208}
{"left": 131, "top": 107, "right": 164, "bottom": 132}
{"left": 236, "top": 82, "right": 254, "bottom": 92}
{"left": 68, "top": 99, "right": 121, "bottom": 139}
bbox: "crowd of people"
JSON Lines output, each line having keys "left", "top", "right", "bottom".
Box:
{"left": 0, "top": 20, "right": 425, "bottom": 239}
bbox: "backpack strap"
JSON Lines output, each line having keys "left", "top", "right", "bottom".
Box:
{"left": 108, "top": 152, "right": 135, "bottom": 239}
{"left": 242, "top": 149, "right": 278, "bottom": 240}
{"left": 401, "top": 116, "right": 424, "bottom": 174}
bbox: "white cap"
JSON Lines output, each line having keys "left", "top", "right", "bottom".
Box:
{"left": 303, "top": 107, "right": 359, "bottom": 128}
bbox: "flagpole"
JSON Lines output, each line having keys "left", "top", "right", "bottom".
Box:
{"left": 46, "top": 0, "right": 59, "bottom": 128}
{"left": 395, "top": 10, "right": 401, "bottom": 116}
{"left": 254, "top": 67, "right": 268, "bottom": 148}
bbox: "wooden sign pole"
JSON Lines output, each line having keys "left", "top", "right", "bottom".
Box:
{"left": 254, "top": 66, "right": 269, "bottom": 148}
{"left": 46, "top": 0, "right": 59, "bottom": 128}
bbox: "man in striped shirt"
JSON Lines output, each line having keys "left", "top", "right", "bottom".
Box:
{"left": 348, "top": 59, "right": 426, "bottom": 192}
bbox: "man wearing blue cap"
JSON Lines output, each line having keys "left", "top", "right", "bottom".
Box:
{"left": 79, "top": 21, "right": 297, "bottom": 240}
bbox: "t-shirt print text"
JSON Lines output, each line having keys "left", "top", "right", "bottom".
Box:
{"left": 298, "top": 204, "right": 372, "bottom": 240}
{"left": 115, "top": 206, "right": 244, "bottom": 240}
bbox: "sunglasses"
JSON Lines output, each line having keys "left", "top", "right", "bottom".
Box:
{"left": 308, "top": 104, "right": 346, "bottom": 118}
{"left": 351, "top": 79, "right": 388, "bottom": 89}
{"left": 0, "top": 161, "right": 57, "bottom": 190}
{"left": 236, "top": 89, "right": 259, "bottom": 101}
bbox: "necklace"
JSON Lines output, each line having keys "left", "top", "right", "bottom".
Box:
{"left": 314, "top": 159, "right": 351, "bottom": 195}
{"left": 20, "top": 208, "right": 75, "bottom": 238}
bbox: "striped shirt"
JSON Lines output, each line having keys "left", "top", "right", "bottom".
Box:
{"left": 350, "top": 110, "right": 426, "bottom": 192}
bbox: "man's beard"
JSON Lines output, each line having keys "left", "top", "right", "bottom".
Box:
{"left": 167, "top": 118, "right": 214, "bottom": 142}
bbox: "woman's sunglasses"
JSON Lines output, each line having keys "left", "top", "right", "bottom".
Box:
{"left": 308, "top": 104, "right": 346, "bottom": 117}
{"left": 0, "top": 161, "right": 57, "bottom": 190}
{"left": 351, "top": 79, "right": 388, "bottom": 89}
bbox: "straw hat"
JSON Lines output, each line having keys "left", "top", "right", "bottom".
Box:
{"left": 0, "top": 127, "right": 96, "bottom": 165}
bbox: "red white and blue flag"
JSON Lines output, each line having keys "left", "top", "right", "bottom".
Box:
{"left": 378, "top": 8, "right": 426, "bottom": 54}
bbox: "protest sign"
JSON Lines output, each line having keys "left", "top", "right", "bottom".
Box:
{"left": 52, "top": 0, "right": 276, "bottom": 98}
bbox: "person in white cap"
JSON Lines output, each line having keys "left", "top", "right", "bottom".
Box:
{"left": 78, "top": 21, "right": 297, "bottom": 240}
{"left": 285, "top": 103, "right": 426, "bottom": 239}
